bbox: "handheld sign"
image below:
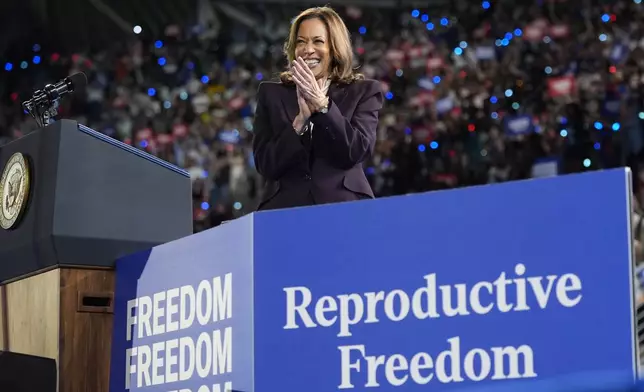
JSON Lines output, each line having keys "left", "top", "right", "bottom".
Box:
{"left": 110, "top": 168, "right": 638, "bottom": 392}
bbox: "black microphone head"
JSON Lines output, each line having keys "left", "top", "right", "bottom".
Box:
{"left": 66, "top": 72, "right": 88, "bottom": 92}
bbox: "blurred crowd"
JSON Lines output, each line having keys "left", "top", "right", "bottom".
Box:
{"left": 1, "top": 0, "right": 644, "bottom": 235}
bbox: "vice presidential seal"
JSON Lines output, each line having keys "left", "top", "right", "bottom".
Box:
{"left": 0, "top": 153, "right": 30, "bottom": 230}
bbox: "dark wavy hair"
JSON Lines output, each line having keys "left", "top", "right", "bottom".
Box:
{"left": 279, "top": 6, "right": 364, "bottom": 85}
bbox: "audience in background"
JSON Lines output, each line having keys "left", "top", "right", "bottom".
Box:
{"left": 0, "top": 1, "right": 644, "bottom": 238}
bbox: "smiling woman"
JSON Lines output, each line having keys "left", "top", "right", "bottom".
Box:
{"left": 252, "top": 6, "right": 384, "bottom": 211}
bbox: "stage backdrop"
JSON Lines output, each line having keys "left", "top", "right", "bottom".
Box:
{"left": 109, "top": 168, "right": 638, "bottom": 392}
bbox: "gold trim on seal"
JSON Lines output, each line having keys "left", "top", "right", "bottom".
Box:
{"left": 0, "top": 153, "right": 30, "bottom": 230}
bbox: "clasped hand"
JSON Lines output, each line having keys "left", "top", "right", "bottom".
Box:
{"left": 291, "top": 57, "right": 328, "bottom": 131}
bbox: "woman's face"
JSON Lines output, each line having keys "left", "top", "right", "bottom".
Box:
{"left": 295, "top": 18, "right": 331, "bottom": 79}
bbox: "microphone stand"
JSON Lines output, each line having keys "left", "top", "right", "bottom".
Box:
{"left": 21, "top": 73, "right": 87, "bottom": 128}
{"left": 22, "top": 86, "right": 63, "bottom": 128}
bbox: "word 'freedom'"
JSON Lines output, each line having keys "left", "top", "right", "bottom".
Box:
{"left": 283, "top": 263, "right": 583, "bottom": 388}
{"left": 124, "top": 273, "right": 233, "bottom": 391}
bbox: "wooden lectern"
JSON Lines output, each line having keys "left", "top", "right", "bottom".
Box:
{"left": 0, "top": 120, "right": 193, "bottom": 391}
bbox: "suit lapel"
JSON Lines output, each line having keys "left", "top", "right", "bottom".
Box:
{"left": 281, "top": 86, "right": 299, "bottom": 124}
{"left": 329, "top": 83, "right": 348, "bottom": 112}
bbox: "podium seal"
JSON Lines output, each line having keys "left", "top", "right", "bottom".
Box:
{"left": 0, "top": 153, "right": 30, "bottom": 230}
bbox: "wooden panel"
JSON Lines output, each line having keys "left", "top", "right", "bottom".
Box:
{"left": 0, "top": 286, "right": 6, "bottom": 351}
{"left": 2, "top": 269, "right": 60, "bottom": 361}
{"left": 59, "top": 268, "right": 114, "bottom": 392}
{"left": 0, "top": 267, "right": 115, "bottom": 392}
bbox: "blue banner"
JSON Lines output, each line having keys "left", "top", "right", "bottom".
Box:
{"left": 475, "top": 46, "right": 496, "bottom": 60}
{"left": 110, "top": 168, "right": 637, "bottom": 392}
{"left": 110, "top": 217, "right": 254, "bottom": 392}
{"left": 531, "top": 158, "right": 559, "bottom": 178}
{"left": 610, "top": 43, "right": 628, "bottom": 64}
{"left": 503, "top": 115, "right": 533, "bottom": 136}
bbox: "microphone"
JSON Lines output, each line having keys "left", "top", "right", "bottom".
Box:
{"left": 22, "top": 72, "right": 88, "bottom": 111}
{"left": 22, "top": 72, "right": 88, "bottom": 127}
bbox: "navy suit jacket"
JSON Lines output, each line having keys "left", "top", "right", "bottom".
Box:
{"left": 252, "top": 79, "right": 383, "bottom": 211}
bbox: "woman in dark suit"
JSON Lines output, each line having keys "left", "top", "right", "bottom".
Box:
{"left": 252, "top": 6, "right": 384, "bottom": 211}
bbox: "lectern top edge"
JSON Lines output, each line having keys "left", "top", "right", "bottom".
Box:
{"left": 77, "top": 122, "right": 189, "bottom": 178}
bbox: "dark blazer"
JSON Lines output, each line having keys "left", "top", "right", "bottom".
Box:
{"left": 252, "top": 79, "right": 384, "bottom": 211}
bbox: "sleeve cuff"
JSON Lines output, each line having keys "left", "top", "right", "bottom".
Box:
{"left": 310, "top": 99, "right": 342, "bottom": 140}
